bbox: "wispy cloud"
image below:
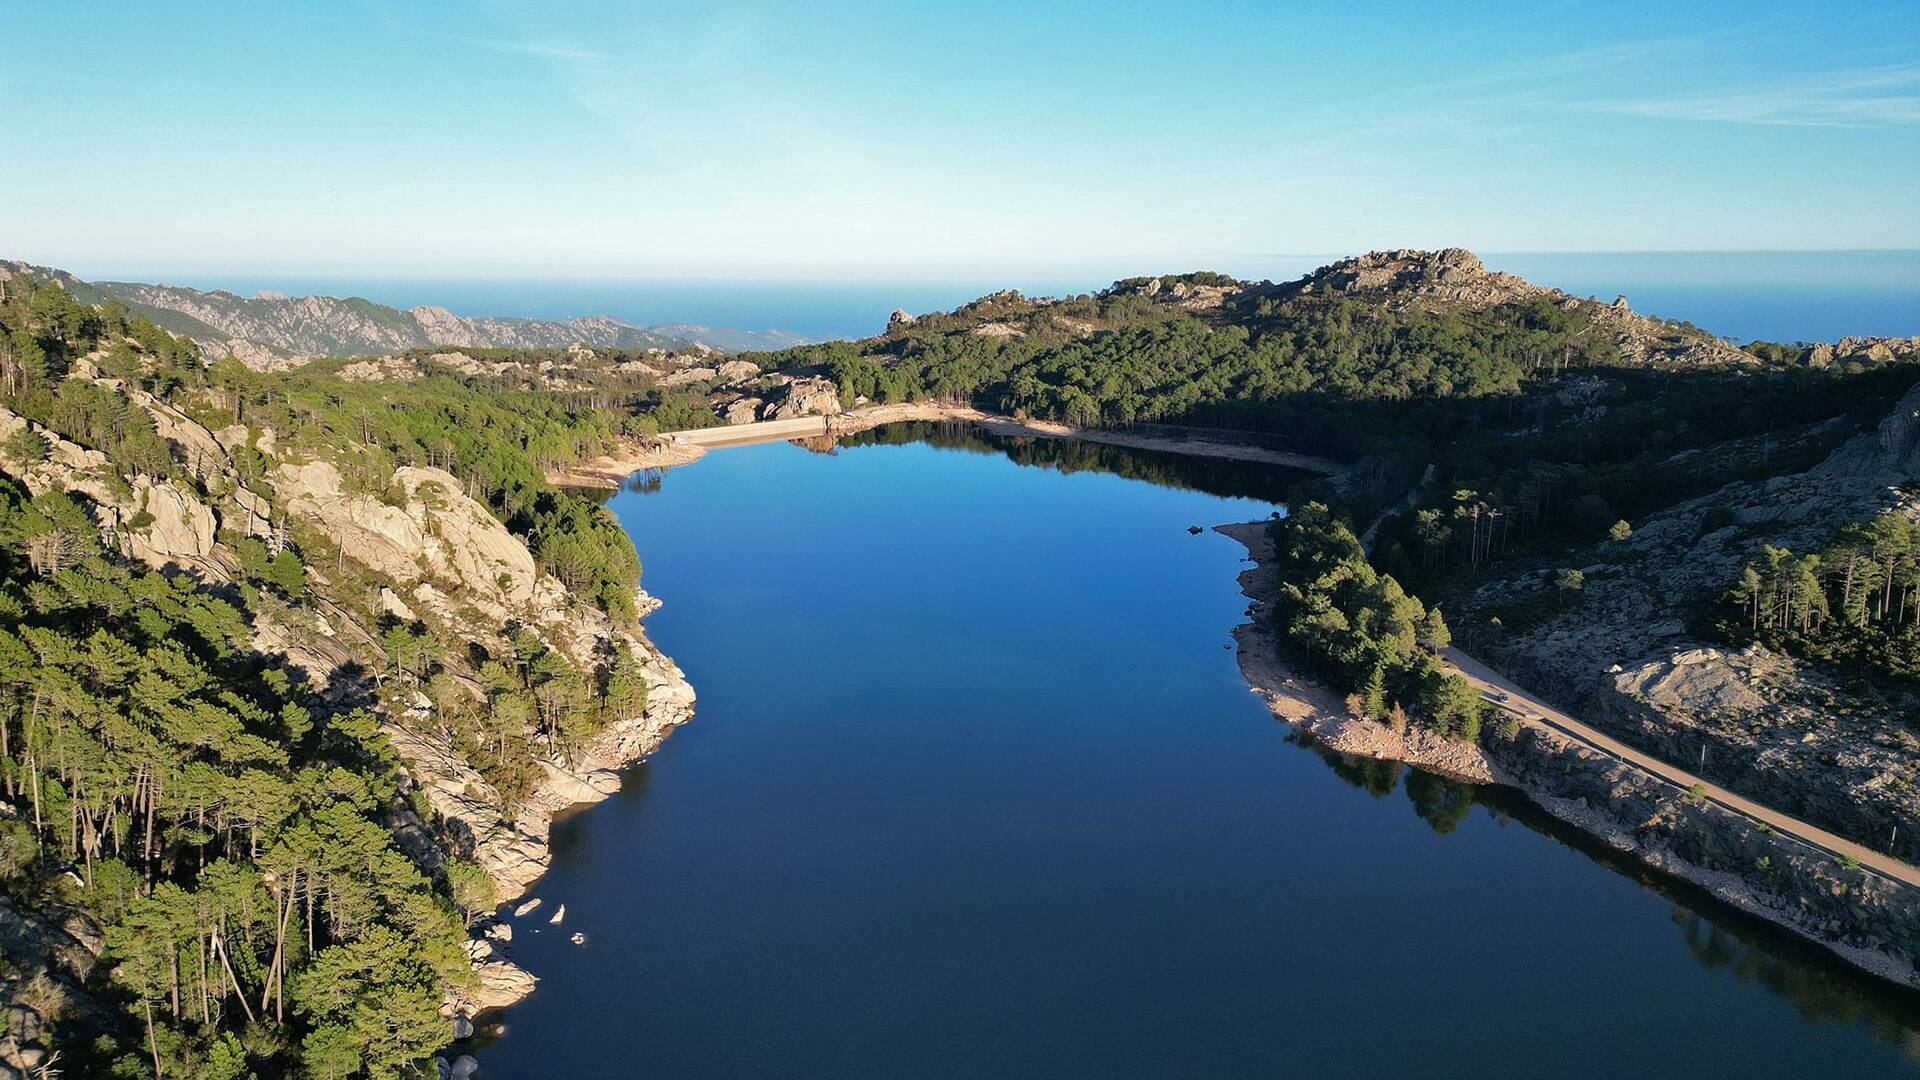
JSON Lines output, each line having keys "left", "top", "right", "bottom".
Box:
{"left": 347, "top": 0, "right": 614, "bottom": 63}
{"left": 474, "top": 38, "right": 612, "bottom": 62}
{"left": 1578, "top": 63, "right": 1920, "bottom": 127}
{"left": 1414, "top": 28, "right": 1736, "bottom": 96}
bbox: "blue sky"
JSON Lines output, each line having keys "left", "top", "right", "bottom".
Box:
{"left": 3, "top": 1, "right": 1917, "bottom": 279}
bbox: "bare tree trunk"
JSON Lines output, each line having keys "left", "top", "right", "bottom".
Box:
{"left": 213, "top": 925, "right": 257, "bottom": 1024}
{"left": 145, "top": 1001, "right": 164, "bottom": 1079}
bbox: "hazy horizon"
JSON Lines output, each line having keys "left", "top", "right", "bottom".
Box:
{"left": 46, "top": 246, "right": 1920, "bottom": 287}
{"left": 41, "top": 249, "right": 1919, "bottom": 344}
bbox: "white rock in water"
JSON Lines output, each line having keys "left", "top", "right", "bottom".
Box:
{"left": 451, "top": 1055, "right": 480, "bottom": 1080}
{"left": 570, "top": 932, "right": 586, "bottom": 945}
{"left": 548, "top": 903, "right": 566, "bottom": 925}
{"left": 513, "top": 898, "right": 541, "bottom": 918}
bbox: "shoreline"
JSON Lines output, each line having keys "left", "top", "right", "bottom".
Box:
{"left": 1216, "top": 520, "right": 1494, "bottom": 782}
{"left": 547, "top": 403, "right": 1350, "bottom": 487}
{"left": 430, "top": 607, "right": 696, "bottom": 1020}
{"left": 1217, "top": 517, "right": 1920, "bottom": 992}
{"left": 523, "top": 427, "right": 1918, "bottom": 1044}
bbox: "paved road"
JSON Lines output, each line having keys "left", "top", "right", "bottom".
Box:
{"left": 1359, "top": 463, "right": 1434, "bottom": 552}
{"left": 1442, "top": 647, "right": 1920, "bottom": 889}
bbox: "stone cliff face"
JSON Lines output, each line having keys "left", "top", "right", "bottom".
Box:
{"left": 1288, "top": 248, "right": 1543, "bottom": 306}
{"left": 254, "top": 433, "right": 698, "bottom": 1011}
{"left": 1, "top": 354, "right": 697, "bottom": 1017}
{"left": 0, "top": 895, "right": 112, "bottom": 1078}
{"left": 1487, "top": 722, "right": 1920, "bottom": 988}
{"left": 0, "top": 408, "right": 221, "bottom": 572}
{"left": 710, "top": 374, "right": 842, "bottom": 425}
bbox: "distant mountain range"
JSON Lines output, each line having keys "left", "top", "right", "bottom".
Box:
{"left": 0, "top": 259, "right": 814, "bottom": 367}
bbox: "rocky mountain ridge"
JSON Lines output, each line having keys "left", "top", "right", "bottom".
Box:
{"left": 1109, "top": 248, "right": 1758, "bottom": 368}
{"left": 0, "top": 259, "right": 810, "bottom": 369}
{"left": 894, "top": 249, "right": 1919, "bottom": 376}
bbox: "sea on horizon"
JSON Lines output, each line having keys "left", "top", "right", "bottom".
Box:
{"left": 81, "top": 250, "right": 1920, "bottom": 347}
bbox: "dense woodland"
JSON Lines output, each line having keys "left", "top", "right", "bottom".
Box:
{"left": 1261, "top": 504, "right": 1491, "bottom": 741}
{"left": 1717, "top": 512, "right": 1920, "bottom": 680}
{"left": 0, "top": 279, "right": 664, "bottom": 1077}
{"left": 0, "top": 478, "right": 473, "bottom": 1078}
{"left": 4, "top": 261, "right": 1919, "bottom": 1076}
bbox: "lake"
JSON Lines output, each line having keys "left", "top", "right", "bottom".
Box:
{"left": 477, "top": 425, "right": 1920, "bottom": 1078}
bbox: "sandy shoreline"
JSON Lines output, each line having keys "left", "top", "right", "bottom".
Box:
{"left": 1215, "top": 520, "right": 1495, "bottom": 782}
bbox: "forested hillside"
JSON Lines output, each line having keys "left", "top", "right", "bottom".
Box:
{"left": 3, "top": 247, "right": 1917, "bottom": 1075}
{"left": 735, "top": 250, "right": 1881, "bottom": 522}
{"left": 0, "top": 276, "right": 693, "bottom": 1077}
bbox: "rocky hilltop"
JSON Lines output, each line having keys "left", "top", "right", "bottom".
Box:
{"left": 0, "top": 259, "right": 809, "bottom": 368}
{"left": 1227, "top": 248, "right": 1758, "bottom": 367}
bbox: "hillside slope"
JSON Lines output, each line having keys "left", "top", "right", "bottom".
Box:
{"left": 0, "top": 279, "right": 697, "bottom": 1076}
{"left": 0, "top": 259, "right": 810, "bottom": 367}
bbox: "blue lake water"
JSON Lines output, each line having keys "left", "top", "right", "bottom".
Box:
{"left": 477, "top": 427, "right": 1920, "bottom": 1079}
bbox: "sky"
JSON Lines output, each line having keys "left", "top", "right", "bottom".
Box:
{"left": 3, "top": 1, "right": 1918, "bottom": 280}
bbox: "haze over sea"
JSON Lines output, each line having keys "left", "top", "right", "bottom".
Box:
{"left": 105, "top": 251, "right": 1920, "bottom": 346}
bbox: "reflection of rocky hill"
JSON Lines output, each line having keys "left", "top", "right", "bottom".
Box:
{"left": 837, "top": 420, "right": 1311, "bottom": 504}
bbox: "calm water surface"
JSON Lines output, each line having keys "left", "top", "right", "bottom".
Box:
{"left": 479, "top": 427, "right": 1920, "bottom": 1078}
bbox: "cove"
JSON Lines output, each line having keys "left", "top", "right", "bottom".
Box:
{"left": 479, "top": 425, "right": 1920, "bottom": 1078}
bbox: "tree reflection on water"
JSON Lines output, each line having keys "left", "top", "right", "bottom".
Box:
{"left": 1287, "top": 727, "right": 1920, "bottom": 1060}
